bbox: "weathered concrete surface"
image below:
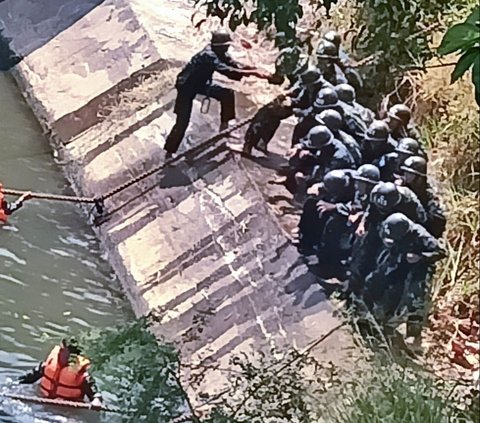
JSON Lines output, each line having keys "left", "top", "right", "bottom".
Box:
{"left": 4, "top": 0, "right": 358, "bottom": 406}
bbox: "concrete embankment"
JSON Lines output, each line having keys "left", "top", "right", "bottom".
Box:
{"left": 1, "top": 0, "right": 357, "bottom": 405}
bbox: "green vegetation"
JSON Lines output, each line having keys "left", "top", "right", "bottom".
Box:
{"left": 74, "top": 2, "right": 479, "bottom": 422}
{"left": 438, "top": 6, "right": 480, "bottom": 105}
{"left": 78, "top": 317, "right": 188, "bottom": 422}
{"left": 74, "top": 319, "right": 478, "bottom": 422}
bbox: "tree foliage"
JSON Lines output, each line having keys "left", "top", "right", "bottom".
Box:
{"left": 78, "top": 318, "right": 188, "bottom": 423}
{"left": 438, "top": 6, "right": 480, "bottom": 105}
{"left": 193, "top": 0, "right": 460, "bottom": 102}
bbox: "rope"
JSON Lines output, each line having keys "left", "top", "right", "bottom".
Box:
{"left": 3, "top": 189, "right": 97, "bottom": 204}
{"left": 2, "top": 116, "right": 253, "bottom": 213}
{"left": 3, "top": 393, "right": 122, "bottom": 413}
{"left": 98, "top": 116, "right": 253, "bottom": 201}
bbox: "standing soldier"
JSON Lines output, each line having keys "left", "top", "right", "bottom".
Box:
{"left": 164, "top": 29, "right": 273, "bottom": 157}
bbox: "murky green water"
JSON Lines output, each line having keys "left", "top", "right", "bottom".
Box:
{"left": 0, "top": 73, "right": 130, "bottom": 422}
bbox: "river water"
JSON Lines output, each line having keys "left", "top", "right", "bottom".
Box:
{"left": 0, "top": 73, "right": 130, "bottom": 422}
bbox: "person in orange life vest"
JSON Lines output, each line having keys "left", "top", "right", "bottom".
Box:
{"left": 18, "top": 338, "right": 103, "bottom": 408}
{"left": 0, "top": 184, "right": 32, "bottom": 223}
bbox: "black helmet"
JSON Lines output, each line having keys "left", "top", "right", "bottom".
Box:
{"left": 353, "top": 164, "right": 380, "bottom": 184}
{"left": 387, "top": 104, "right": 411, "bottom": 126}
{"left": 364, "top": 120, "right": 390, "bottom": 142}
{"left": 316, "top": 40, "right": 339, "bottom": 59}
{"left": 400, "top": 155, "right": 427, "bottom": 177}
{"left": 303, "top": 125, "right": 334, "bottom": 149}
{"left": 314, "top": 87, "right": 339, "bottom": 109}
{"left": 323, "top": 169, "right": 349, "bottom": 194}
{"left": 395, "top": 137, "right": 419, "bottom": 155}
{"left": 335, "top": 83, "right": 356, "bottom": 104}
{"left": 300, "top": 66, "right": 322, "bottom": 85}
{"left": 211, "top": 29, "right": 233, "bottom": 46}
{"left": 62, "top": 337, "right": 82, "bottom": 355}
{"left": 382, "top": 213, "right": 412, "bottom": 242}
{"left": 315, "top": 109, "right": 343, "bottom": 131}
{"left": 371, "top": 182, "right": 401, "bottom": 210}
{"left": 323, "top": 30, "right": 342, "bottom": 48}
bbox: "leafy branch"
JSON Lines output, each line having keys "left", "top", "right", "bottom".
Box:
{"left": 438, "top": 6, "right": 480, "bottom": 105}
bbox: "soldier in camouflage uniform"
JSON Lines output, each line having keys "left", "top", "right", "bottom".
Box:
{"left": 347, "top": 181, "right": 427, "bottom": 293}
{"left": 291, "top": 86, "right": 340, "bottom": 146}
{"left": 364, "top": 213, "right": 446, "bottom": 333}
{"left": 297, "top": 169, "right": 355, "bottom": 255}
{"left": 335, "top": 84, "right": 374, "bottom": 131}
{"left": 322, "top": 30, "right": 364, "bottom": 91}
{"left": 360, "top": 120, "right": 397, "bottom": 164}
{"left": 315, "top": 40, "right": 347, "bottom": 86}
{"left": 373, "top": 137, "right": 420, "bottom": 182}
{"left": 287, "top": 125, "right": 356, "bottom": 194}
{"left": 399, "top": 156, "right": 446, "bottom": 238}
{"left": 316, "top": 109, "right": 362, "bottom": 166}
{"left": 383, "top": 104, "right": 422, "bottom": 141}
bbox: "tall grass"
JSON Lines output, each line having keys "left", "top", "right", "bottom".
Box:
{"left": 408, "top": 47, "right": 479, "bottom": 381}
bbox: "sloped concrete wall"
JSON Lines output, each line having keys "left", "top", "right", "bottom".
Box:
{"left": 3, "top": 0, "right": 356, "bottom": 405}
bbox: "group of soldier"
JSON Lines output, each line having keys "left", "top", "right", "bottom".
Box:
{"left": 165, "top": 29, "right": 447, "bottom": 334}
{"left": 243, "top": 31, "right": 447, "bottom": 333}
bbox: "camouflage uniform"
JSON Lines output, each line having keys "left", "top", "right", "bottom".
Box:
{"left": 364, "top": 214, "right": 445, "bottom": 329}
{"left": 347, "top": 182, "right": 427, "bottom": 292}
{"left": 400, "top": 156, "right": 446, "bottom": 238}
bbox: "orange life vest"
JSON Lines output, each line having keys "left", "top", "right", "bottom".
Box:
{"left": 0, "top": 185, "right": 8, "bottom": 223}
{"left": 39, "top": 345, "right": 90, "bottom": 401}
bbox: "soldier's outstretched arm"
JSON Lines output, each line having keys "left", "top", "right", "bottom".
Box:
{"left": 18, "top": 362, "right": 44, "bottom": 384}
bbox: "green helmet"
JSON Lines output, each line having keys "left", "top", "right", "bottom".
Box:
{"left": 371, "top": 182, "right": 401, "bottom": 210}
{"left": 315, "top": 109, "right": 343, "bottom": 131}
{"left": 353, "top": 164, "right": 380, "bottom": 184}
{"left": 382, "top": 212, "right": 412, "bottom": 241}
{"left": 211, "top": 29, "right": 233, "bottom": 46}
{"left": 364, "top": 120, "right": 390, "bottom": 142}
{"left": 324, "top": 169, "right": 350, "bottom": 194}
{"left": 335, "top": 83, "right": 356, "bottom": 104}
{"left": 323, "top": 30, "right": 342, "bottom": 48}
{"left": 303, "top": 125, "right": 334, "bottom": 149}
{"left": 316, "top": 40, "right": 339, "bottom": 60}
{"left": 387, "top": 104, "right": 411, "bottom": 126}
{"left": 395, "top": 137, "right": 419, "bottom": 156}
{"left": 314, "top": 87, "right": 339, "bottom": 109}
{"left": 400, "top": 156, "right": 427, "bottom": 177}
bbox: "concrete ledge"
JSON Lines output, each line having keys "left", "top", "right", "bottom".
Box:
{"left": 5, "top": 0, "right": 358, "bottom": 405}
